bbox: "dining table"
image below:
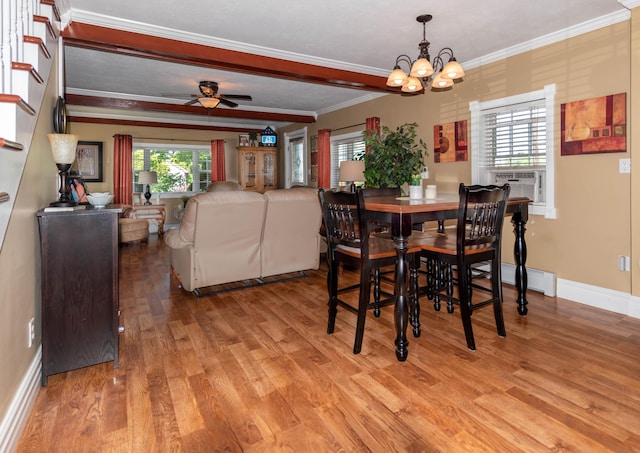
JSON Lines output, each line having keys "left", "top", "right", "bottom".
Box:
{"left": 364, "top": 193, "right": 532, "bottom": 361}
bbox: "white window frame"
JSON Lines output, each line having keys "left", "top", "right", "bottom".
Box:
{"left": 283, "top": 127, "right": 308, "bottom": 188}
{"left": 470, "top": 83, "right": 557, "bottom": 219}
{"left": 330, "top": 131, "right": 365, "bottom": 188}
{"left": 132, "top": 142, "right": 211, "bottom": 197}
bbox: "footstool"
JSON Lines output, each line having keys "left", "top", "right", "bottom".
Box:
{"left": 119, "top": 218, "right": 149, "bottom": 244}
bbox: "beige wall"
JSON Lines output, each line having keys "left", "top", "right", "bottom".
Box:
{"left": 283, "top": 22, "right": 633, "bottom": 294}
{"left": 0, "top": 56, "right": 59, "bottom": 420}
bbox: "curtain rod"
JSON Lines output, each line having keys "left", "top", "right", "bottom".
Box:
{"left": 332, "top": 122, "right": 365, "bottom": 132}
{"left": 131, "top": 137, "right": 218, "bottom": 144}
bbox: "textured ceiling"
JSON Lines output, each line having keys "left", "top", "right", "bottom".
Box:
{"left": 62, "top": 0, "right": 630, "bottom": 130}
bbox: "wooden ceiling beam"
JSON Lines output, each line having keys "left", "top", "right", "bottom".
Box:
{"left": 68, "top": 116, "right": 263, "bottom": 133}
{"left": 61, "top": 22, "right": 390, "bottom": 92}
{"left": 66, "top": 94, "right": 316, "bottom": 123}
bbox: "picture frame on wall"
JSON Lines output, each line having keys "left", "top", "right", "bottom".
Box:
{"left": 239, "top": 134, "right": 250, "bottom": 146}
{"left": 74, "top": 141, "right": 103, "bottom": 182}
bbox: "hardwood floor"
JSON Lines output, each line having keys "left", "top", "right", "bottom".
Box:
{"left": 16, "top": 235, "right": 640, "bottom": 452}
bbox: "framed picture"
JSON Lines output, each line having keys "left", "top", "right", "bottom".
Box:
{"left": 433, "top": 120, "right": 468, "bottom": 163}
{"left": 74, "top": 141, "right": 103, "bottom": 182}
{"left": 561, "top": 93, "right": 627, "bottom": 156}
{"left": 238, "top": 134, "right": 250, "bottom": 147}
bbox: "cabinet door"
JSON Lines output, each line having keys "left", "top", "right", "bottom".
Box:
{"left": 261, "top": 151, "right": 276, "bottom": 191}
{"left": 240, "top": 151, "right": 257, "bottom": 190}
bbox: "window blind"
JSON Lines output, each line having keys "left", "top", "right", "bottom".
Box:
{"left": 481, "top": 100, "right": 547, "bottom": 169}
{"left": 330, "top": 137, "right": 365, "bottom": 188}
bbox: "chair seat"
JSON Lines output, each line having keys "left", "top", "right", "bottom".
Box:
{"left": 337, "top": 237, "right": 421, "bottom": 260}
{"left": 411, "top": 231, "right": 494, "bottom": 257}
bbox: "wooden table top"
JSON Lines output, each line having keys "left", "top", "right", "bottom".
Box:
{"left": 364, "top": 195, "right": 531, "bottom": 214}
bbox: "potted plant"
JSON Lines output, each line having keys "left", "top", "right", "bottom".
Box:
{"left": 359, "top": 122, "right": 427, "bottom": 195}
{"left": 409, "top": 173, "right": 423, "bottom": 199}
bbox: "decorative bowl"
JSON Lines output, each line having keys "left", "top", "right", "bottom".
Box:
{"left": 86, "top": 192, "right": 113, "bottom": 208}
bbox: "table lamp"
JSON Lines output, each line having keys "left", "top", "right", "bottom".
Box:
{"left": 339, "top": 160, "right": 365, "bottom": 192}
{"left": 138, "top": 171, "right": 158, "bottom": 205}
{"left": 48, "top": 133, "right": 79, "bottom": 206}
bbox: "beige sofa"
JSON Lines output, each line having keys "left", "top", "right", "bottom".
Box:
{"left": 164, "top": 187, "right": 323, "bottom": 293}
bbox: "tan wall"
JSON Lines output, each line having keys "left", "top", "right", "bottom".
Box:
{"left": 0, "top": 56, "right": 59, "bottom": 421}
{"left": 283, "top": 22, "right": 632, "bottom": 293}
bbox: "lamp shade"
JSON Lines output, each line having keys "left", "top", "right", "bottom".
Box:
{"left": 386, "top": 67, "right": 408, "bottom": 87}
{"left": 410, "top": 58, "right": 434, "bottom": 78}
{"left": 431, "top": 72, "right": 454, "bottom": 89}
{"left": 198, "top": 97, "right": 221, "bottom": 109}
{"left": 442, "top": 59, "right": 465, "bottom": 79}
{"left": 48, "top": 134, "right": 79, "bottom": 164}
{"left": 402, "top": 77, "right": 423, "bottom": 93}
{"left": 138, "top": 171, "right": 158, "bottom": 185}
{"left": 339, "top": 160, "right": 365, "bottom": 183}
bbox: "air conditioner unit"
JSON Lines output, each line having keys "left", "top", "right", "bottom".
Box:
{"left": 493, "top": 170, "right": 540, "bottom": 202}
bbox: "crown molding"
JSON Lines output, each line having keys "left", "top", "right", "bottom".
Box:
{"left": 463, "top": 9, "right": 630, "bottom": 71}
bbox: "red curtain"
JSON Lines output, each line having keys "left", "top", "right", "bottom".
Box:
{"left": 210, "top": 139, "right": 226, "bottom": 182}
{"left": 113, "top": 134, "right": 133, "bottom": 205}
{"left": 317, "top": 129, "right": 331, "bottom": 188}
{"left": 366, "top": 116, "right": 380, "bottom": 136}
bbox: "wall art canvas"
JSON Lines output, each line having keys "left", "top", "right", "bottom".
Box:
{"left": 561, "top": 93, "right": 626, "bottom": 156}
{"left": 434, "top": 120, "right": 468, "bottom": 162}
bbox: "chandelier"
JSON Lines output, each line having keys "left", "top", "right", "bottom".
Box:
{"left": 387, "top": 14, "right": 465, "bottom": 94}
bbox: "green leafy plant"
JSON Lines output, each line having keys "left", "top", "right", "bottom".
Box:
{"left": 358, "top": 122, "right": 427, "bottom": 192}
{"left": 410, "top": 174, "right": 422, "bottom": 186}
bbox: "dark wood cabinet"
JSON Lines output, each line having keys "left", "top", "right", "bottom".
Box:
{"left": 37, "top": 208, "right": 120, "bottom": 385}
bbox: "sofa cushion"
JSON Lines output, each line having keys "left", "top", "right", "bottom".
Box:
{"left": 261, "top": 187, "right": 322, "bottom": 277}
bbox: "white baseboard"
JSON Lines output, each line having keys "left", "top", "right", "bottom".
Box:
{"left": 557, "top": 279, "right": 640, "bottom": 318}
{"left": 500, "top": 262, "right": 556, "bottom": 297}
{"left": 500, "top": 263, "right": 640, "bottom": 319}
{"left": 0, "top": 346, "right": 41, "bottom": 453}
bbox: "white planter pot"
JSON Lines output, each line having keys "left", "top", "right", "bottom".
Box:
{"left": 409, "top": 185, "right": 423, "bottom": 199}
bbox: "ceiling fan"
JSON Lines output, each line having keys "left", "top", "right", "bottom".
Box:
{"left": 184, "top": 81, "right": 253, "bottom": 109}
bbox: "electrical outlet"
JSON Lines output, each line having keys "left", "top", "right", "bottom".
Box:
{"left": 28, "top": 318, "right": 35, "bottom": 348}
{"left": 618, "top": 255, "right": 631, "bottom": 272}
{"left": 619, "top": 158, "right": 631, "bottom": 174}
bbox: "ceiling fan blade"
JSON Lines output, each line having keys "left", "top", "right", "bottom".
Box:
{"left": 185, "top": 98, "right": 200, "bottom": 106}
{"left": 220, "top": 94, "right": 252, "bottom": 101}
{"left": 161, "top": 93, "right": 198, "bottom": 98}
{"left": 218, "top": 98, "right": 238, "bottom": 108}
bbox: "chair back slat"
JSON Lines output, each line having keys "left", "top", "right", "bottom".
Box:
{"left": 319, "top": 190, "right": 362, "bottom": 255}
{"left": 457, "top": 184, "right": 511, "bottom": 253}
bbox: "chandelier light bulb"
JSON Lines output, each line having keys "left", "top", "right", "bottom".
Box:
{"left": 386, "top": 67, "right": 409, "bottom": 87}
{"left": 402, "top": 77, "right": 422, "bottom": 93}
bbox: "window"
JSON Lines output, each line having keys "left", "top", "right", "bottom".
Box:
{"left": 284, "top": 127, "right": 307, "bottom": 187}
{"left": 132, "top": 143, "right": 211, "bottom": 195}
{"left": 470, "top": 84, "right": 556, "bottom": 218}
{"left": 330, "top": 131, "right": 366, "bottom": 188}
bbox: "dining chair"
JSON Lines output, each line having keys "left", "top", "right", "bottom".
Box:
{"left": 411, "top": 183, "right": 511, "bottom": 350}
{"left": 318, "top": 188, "right": 421, "bottom": 354}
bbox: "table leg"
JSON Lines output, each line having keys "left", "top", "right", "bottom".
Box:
{"left": 511, "top": 212, "right": 528, "bottom": 315}
{"left": 393, "top": 234, "right": 409, "bottom": 361}
{"left": 392, "top": 213, "right": 413, "bottom": 361}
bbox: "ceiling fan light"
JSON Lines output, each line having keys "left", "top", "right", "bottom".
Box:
{"left": 442, "top": 59, "right": 465, "bottom": 79}
{"left": 410, "top": 58, "right": 434, "bottom": 78}
{"left": 198, "top": 97, "right": 221, "bottom": 109}
{"left": 387, "top": 67, "right": 409, "bottom": 87}
{"left": 401, "top": 77, "right": 422, "bottom": 93}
